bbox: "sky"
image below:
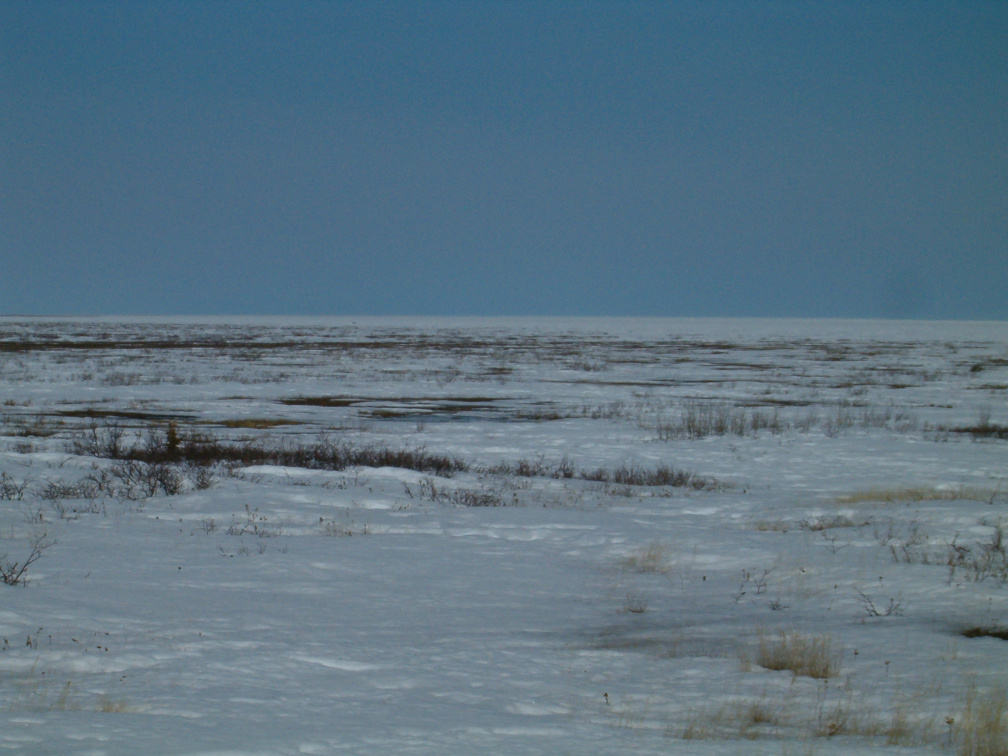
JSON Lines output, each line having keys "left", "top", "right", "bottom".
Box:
{"left": 1, "top": 1, "right": 1006, "bottom": 319}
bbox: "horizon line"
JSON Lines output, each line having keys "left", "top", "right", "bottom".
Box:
{"left": 2, "top": 313, "right": 1005, "bottom": 324}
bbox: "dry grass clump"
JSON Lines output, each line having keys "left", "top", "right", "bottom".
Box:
{"left": 958, "top": 687, "right": 1008, "bottom": 756}
{"left": 657, "top": 400, "right": 784, "bottom": 440}
{"left": 97, "top": 694, "right": 131, "bottom": 713}
{"left": 680, "top": 695, "right": 788, "bottom": 740}
{"left": 620, "top": 591, "right": 648, "bottom": 614}
{"left": 810, "top": 692, "right": 933, "bottom": 742}
{"left": 621, "top": 541, "right": 669, "bottom": 574}
{"left": 676, "top": 684, "right": 937, "bottom": 744}
{"left": 755, "top": 630, "right": 840, "bottom": 680}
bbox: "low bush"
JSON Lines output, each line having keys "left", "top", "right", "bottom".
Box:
{"left": 0, "top": 532, "right": 54, "bottom": 586}
{"left": 488, "top": 457, "right": 712, "bottom": 490}
{"left": 953, "top": 424, "right": 1008, "bottom": 441}
{"left": 448, "top": 487, "right": 504, "bottom": 507}
{"left": 948, "top": 524, "right": 1008, "bottom": 584}
{"left": 110, "top": 460, "right": 185, "bottom": 498}
{"left": 66, "top": 420, "right": 712, "bottom": 494}
{"left": 962, "top": 626, "right": 1008, "bottom": 641}
{"left": 582, "top": 463, "right": 705, "bottom": 488}
{"left": 1, "top": 471, "right": 28, "bottom": 500}
{"left": 68, "top": 420, "right": 468, "bottom": 477}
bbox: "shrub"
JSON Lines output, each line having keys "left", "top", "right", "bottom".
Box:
{"left": 448, "top": 487, "right": 504, "bottom": 507}
{"left": 476, "top": 457, "right": 713, "bottom": 489}
{"left": 581, "top": 463, "right": 710, "bottom": 489}
{"left": 68, "top": 418, "right": 127, "bottom": 458}
{"left": 1, "top": 472, "right": 28, "bottom": 501}
{"left": 110, "top": 460, "right": 185, "bottom": 498}
{"left": 0, "top": 532, "right": 54, "bottom": 586}
{"left": 948, "top": 523, "right": 1008, "bottom": 584}
{"left": 67, "top": 420, "right": 468, "bottom": 477}
{"left": 962, "top": 626, "right": 1008, "bottom": 641}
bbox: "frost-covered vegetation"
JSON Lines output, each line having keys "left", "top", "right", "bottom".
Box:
{"left": 1, "top": 316, "right": 1007, "bottom": 754}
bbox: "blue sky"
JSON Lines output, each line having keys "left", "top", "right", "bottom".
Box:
{"left": 2, "top": 1, "right": 1005, "bottom": 318}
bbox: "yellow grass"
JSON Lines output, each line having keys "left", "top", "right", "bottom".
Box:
{"left": 836, "top": 486, "right": 993, "bottom": 504}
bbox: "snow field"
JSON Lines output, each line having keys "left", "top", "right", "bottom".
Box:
{"left": 0, "top": 317, "right": 1006, "bottom": 754}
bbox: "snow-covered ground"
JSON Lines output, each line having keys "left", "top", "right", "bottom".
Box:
{"left": 1, "top": 316, "right": 1006, "bottom": 754}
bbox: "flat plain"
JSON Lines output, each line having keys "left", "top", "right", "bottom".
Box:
{"left": 1, "top": 316, "right": 1006, "bottom": 755}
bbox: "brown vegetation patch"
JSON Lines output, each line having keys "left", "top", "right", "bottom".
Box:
{"left": 56, "top": 408, "right": 196, "bottom": 423}
{"left": 220, "top": 418, "right": 304, "bottom": 429}
{"left": 952, "top": 424, "right": 1008, "bottom": 440}
{"left": 279, "top": 396, "right": 359, "bottom": 408}
{"left": 962, "top": 626, "right": 1008, "bottom": 641}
